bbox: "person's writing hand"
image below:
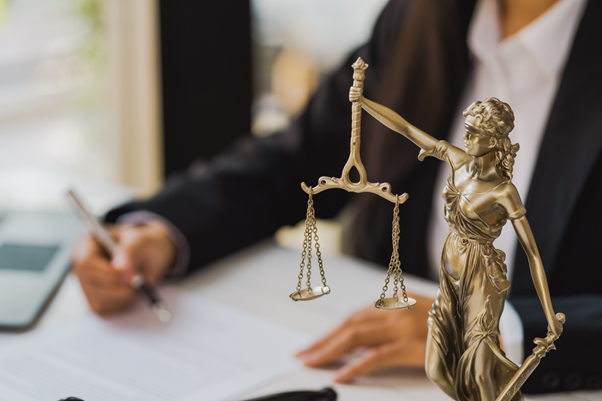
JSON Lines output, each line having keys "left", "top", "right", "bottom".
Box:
{"left": 296, "top": 293, "right": 433, "bottom": 383}
{"left": 72, "top": 223, "right": 176, "bottom": 315}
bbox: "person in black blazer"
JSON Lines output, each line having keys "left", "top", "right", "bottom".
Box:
{"left": 73, "top": 0, "right": 602, "bottom": 394}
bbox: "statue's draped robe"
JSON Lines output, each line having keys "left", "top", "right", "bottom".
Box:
{"left": 424, "top": 142, "right": 524, "bottom": 401}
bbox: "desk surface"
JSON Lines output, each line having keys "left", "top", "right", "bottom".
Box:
{"left": 1, "top": 242, "right": 600, "bottom": 401}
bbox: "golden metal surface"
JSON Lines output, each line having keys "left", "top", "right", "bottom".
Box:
{"left": 497, "top": 313, "right": 565, "bottom": 401}
{"left": 348, "top": 69, "right": 565, "bottom": 400}
{"left": 375, "top": 296, "right": 417, "bottom": 310}
{"left": 291, "top": 189, "right": 330, "bottom": 301}
{"left": 291, "top": 58, "right": 564, "bottom": 399}
{"left": 290, "top": 285, "right": 331, "bottom": 301}
{"left": 374, "top": 196, "right": 412, "bottom": 308}
{"left": 292, "top": 59, "right": 411, "bottom": 304}
{"left": 300, "top": 58, "right": 408, "bottom": 205}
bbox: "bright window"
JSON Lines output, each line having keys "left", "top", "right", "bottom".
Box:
{"left": 0, "top": 0, "right": 117, "bottom": 211}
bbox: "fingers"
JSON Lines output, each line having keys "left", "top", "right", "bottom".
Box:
{"left": 111, "top": 227, "right": 147, "bottom": 282}
{"left": 112, "top": 224, "right": 176, "bottom": 286}
{"left": 334, "top": 338, "right": 427, "bottom": 383}
{"left": 81, "top": 282, "right": 136, "bottom": 315}
{"left": 77, "top": 257, "right": 126, "bottom": 287}
{"left": 345, "top": 304, "right": 391, "bottom": 323}
{"left": 73, "top": 233, "right": 136, "bottom": 315}
{"left": 300, "top": 322, "right": 402, "bottom": 367}
{"left": 348, "top": 87, "right": 362, "bottom": 102}
{"left": 298, "top": 301, "right": 425, "bottom": 360}
{"left": 550, "top": 319, "right": 563, "bottom": 337}
{"left": 297, "top": 294, "right": 434, "bottom": 382}
{"left": 297, "top": 306, "right": 393, "bottom": 358}
{"left": 72, "top": 232, "right": 107, "bottom": 265}
{"left": 73, "top": 233, "right": 130, "bottom": 285}
{"left": 72, "top": 223, "right": 176, "bottom": 316}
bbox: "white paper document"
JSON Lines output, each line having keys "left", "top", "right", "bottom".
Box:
{"left": 0, "top": 288, "right": 309, "bottom": 401}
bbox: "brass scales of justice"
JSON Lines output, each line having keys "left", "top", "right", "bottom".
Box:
{"left": 288, "top": 57, "right": 565, "bottom": 401}
{"left": 289, "top": 57, "right": 416, "bottom": 311}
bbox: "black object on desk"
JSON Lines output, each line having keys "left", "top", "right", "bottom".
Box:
{"left": 57, "top": 388, "right": 337, "bottom": 401}
{"left": 241, "top": 387, "right": 337, "bottom": 401}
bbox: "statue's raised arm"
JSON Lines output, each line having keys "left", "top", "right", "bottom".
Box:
{"left": 349, "top": 85, "right": 438, "bottom": 152}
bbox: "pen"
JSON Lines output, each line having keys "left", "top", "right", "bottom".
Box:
{"left": 66, "top": 190, "right": 172, "bottom": 323}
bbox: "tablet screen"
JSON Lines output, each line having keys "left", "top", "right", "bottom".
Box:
{"left": 0, "top": 243, "right": 59, "bottom": 272}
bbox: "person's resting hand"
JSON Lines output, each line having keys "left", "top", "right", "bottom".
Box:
{"left": 296, "top": 293, "right": 433, "bottom": 383}
{"left": 72, "top": 223, "right": 177, "bottom": 315}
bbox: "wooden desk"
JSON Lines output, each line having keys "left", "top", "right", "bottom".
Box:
{"left": 1, "top": 242, "right": 600, "bottom": 401}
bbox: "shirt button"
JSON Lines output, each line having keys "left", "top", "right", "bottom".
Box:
{"left": 586, "top": 375, "right": 602, "bottom": 389}
{"left": 564, "top": 373, "right": 583, "bottom": 390}
{"left": 541, "top": 372, "right": 561, "bottom": 390}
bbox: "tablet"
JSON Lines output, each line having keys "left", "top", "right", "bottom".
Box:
{"left": 0, "top": 211, "right": 80, "bottom": 329}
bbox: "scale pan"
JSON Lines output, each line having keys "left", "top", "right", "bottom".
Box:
{"left": 290, "top": 286, "right": 331, "bottom": 301}
{"left": 375, "top": 296, "right": 417, "bottom": 310}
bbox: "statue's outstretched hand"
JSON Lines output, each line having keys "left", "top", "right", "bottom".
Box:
{"left": 549, "top": 312, "right": 565, "bottom": 339}
{"left": 349, "top": 86, "right": 362, "bottom": 103}
{"left": 296, "top": 293, "right": 432, "bottom": 383}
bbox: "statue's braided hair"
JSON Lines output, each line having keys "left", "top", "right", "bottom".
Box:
{"left": 463, "top": 97, "right": 519, "bottom": 182}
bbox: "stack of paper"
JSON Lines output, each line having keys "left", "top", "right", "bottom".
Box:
{"left": 0, "top": 288, "right": 309, "bottom": 401}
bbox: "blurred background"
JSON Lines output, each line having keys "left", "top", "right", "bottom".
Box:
{"left": 0, "top": 0, "right": 387, "bottom": 217}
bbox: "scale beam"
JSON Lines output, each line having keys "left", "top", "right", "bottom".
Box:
{"left": 301, "top": 179, "right": 408, "bottom": 204}
{"left": 300, "top": 57, "right": 407, "bottom": 205}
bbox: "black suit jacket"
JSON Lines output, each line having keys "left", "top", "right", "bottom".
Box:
{"left": 107, "top": 0, "right": 602, "bottom": 394}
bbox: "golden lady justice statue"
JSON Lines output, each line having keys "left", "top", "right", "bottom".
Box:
{"left": 290, "top": 58, "right": 565, "bottom": 401}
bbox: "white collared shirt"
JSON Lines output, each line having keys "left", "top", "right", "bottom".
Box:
{"left": 426, "top": 0, "right": 587, "bottom": 364}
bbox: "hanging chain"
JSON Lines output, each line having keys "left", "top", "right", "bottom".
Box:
{"left": 392, "top": 198, "right": 401, "bottom": 299}
{"left": 296, "top": 191, "right": 314, "bottom": 294}
{"left": 393, "top": 196, "right": 409, "bottom": 304}
{"left": 305, "top": 193, "right": 315, "bottom": 292}
{"left": 376, "top": 196, "right": 409, "bottom": 307}
{"left": 376, "top": 197, "right": 398, "bottom": 305}
{"left": 293, "top": 189, "right": 329, "bottom": 299}
{"left": 312, "top": 209, "right": 328, "bottom": 288}
{"left": 295, "top": 226, "right": 308, "bottom": 294}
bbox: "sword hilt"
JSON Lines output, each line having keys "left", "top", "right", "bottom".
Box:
{"left": 496, "top": 312, "right": 565, "bottom": 401}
